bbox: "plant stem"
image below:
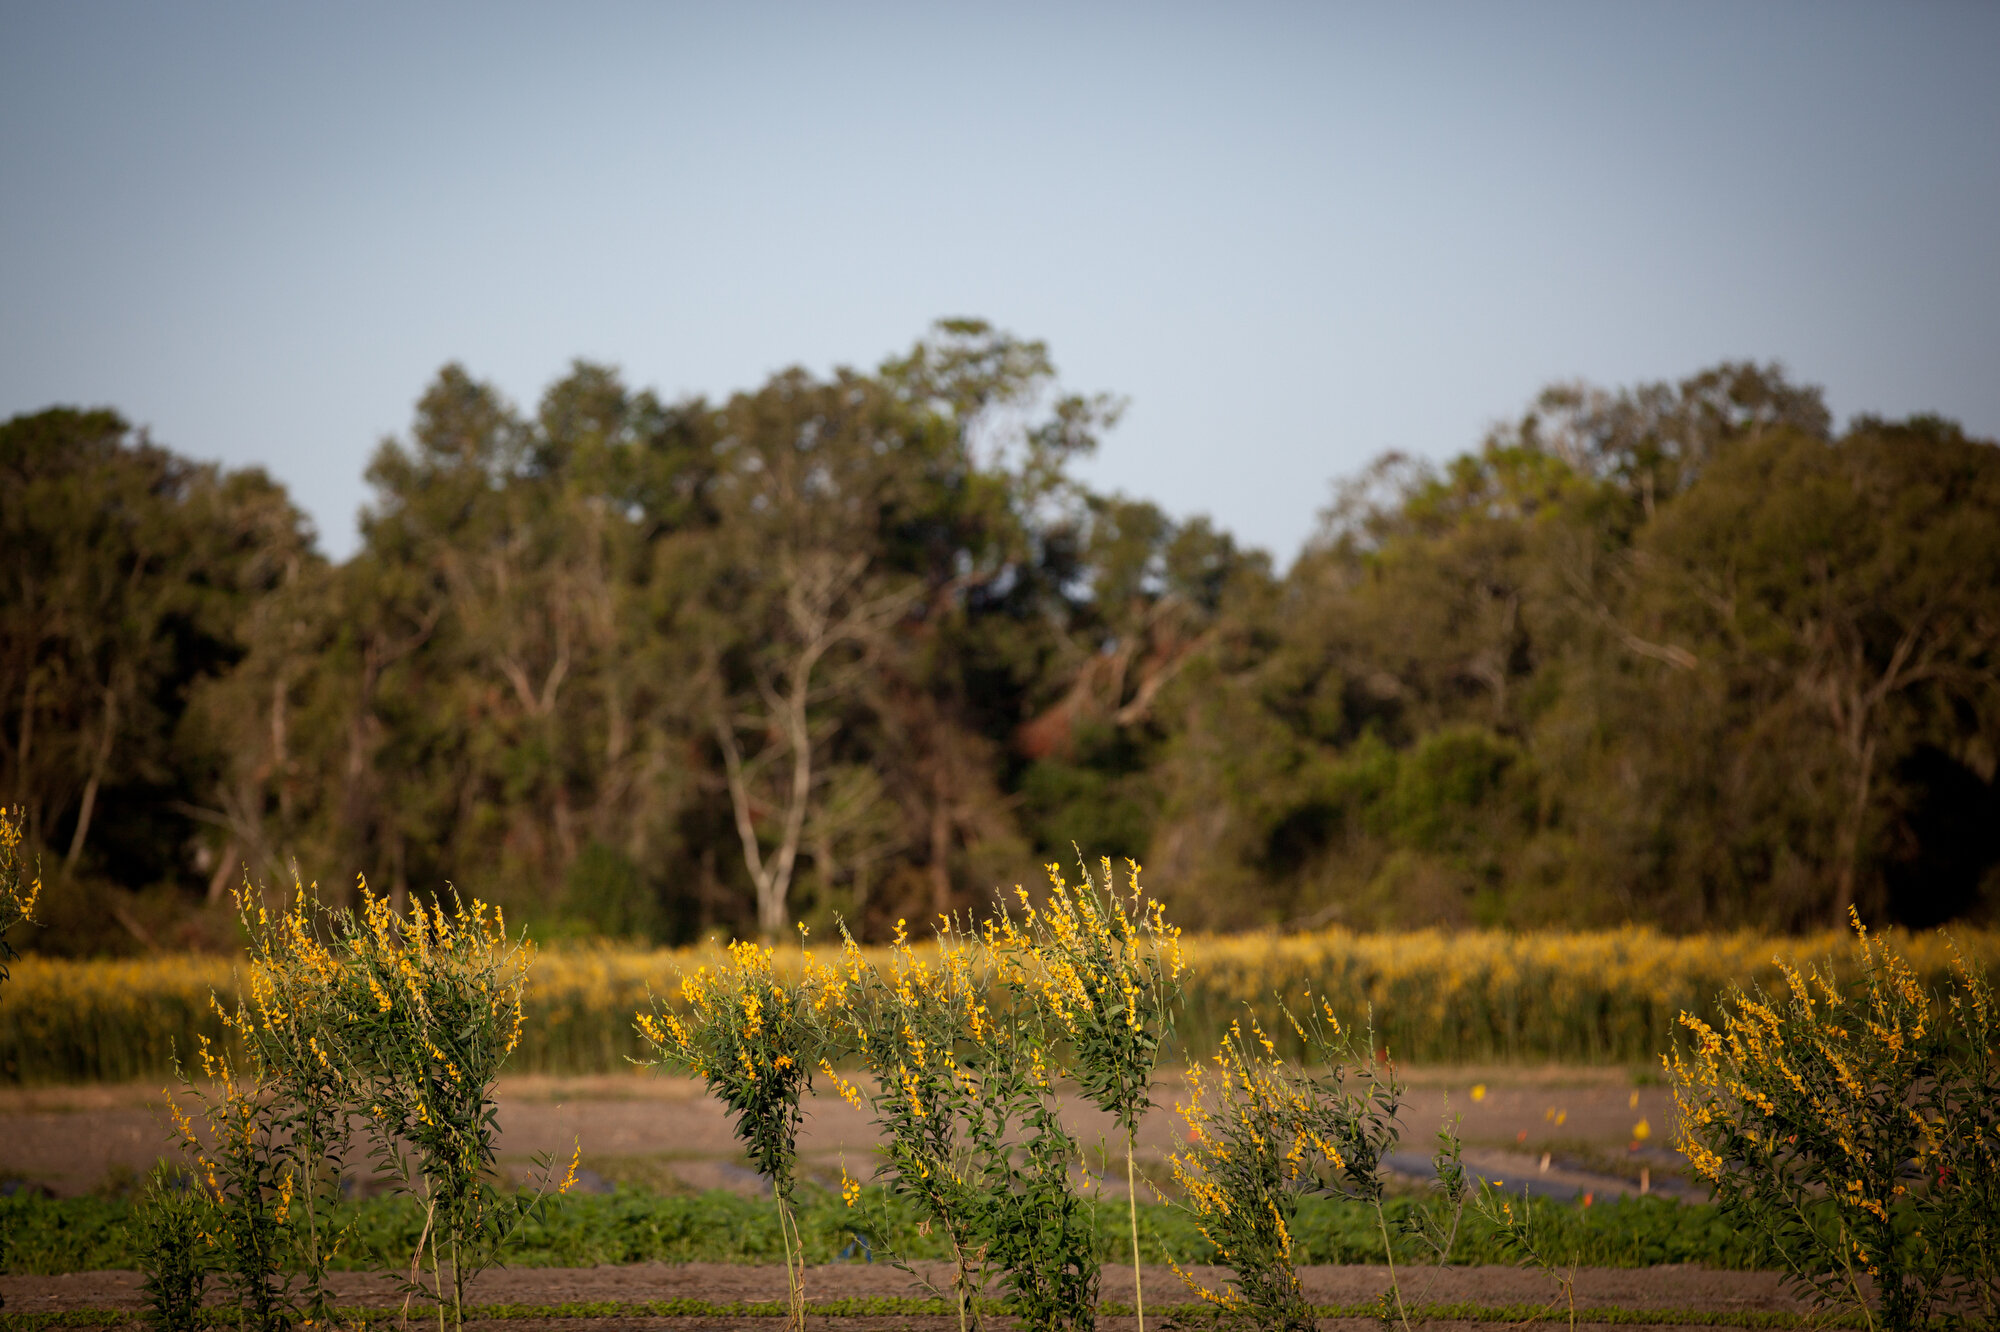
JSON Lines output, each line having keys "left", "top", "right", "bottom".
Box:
{"left": 433, "top": 1225, "right": 445, "bottom": 1332}
{"left": 1374, "top": 1199, "right": 1410, "bottom": 1332}
{"left": 405, "top": 1196, "right": 436, "bottom": 1332}
{"left": 777, "top": 1194, "right": 803, "bottom": 1332}
{"left": 1127, "top": 1135, "right": 1145, "bottom": 1332}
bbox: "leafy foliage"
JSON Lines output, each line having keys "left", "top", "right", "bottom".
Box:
{"left": 6, "top": 345, "right": 2000, "bottom": 943}
{"left": 1667, "top": 917, "right": 2000, "bottom": 1330}
{"left": 634, "top": 930, "right": 835, "bottom": 1329}
{"left": 0, "top": 806, "right": 39, "bottom": 981}
{"left": 129, "top": 1167, "right": 210, "bottom": 1332}
{"left": 824, "top": 913, "right": 1099, "bottom": 1332}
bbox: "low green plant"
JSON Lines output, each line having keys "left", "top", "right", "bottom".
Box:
{"left": 635, "top": 927, "right": 833, "bottom": 1332}
{"left": 130, "top": 1166, "right": 211, "bottom": 1332}
{"left": 6, "top": 1182, "right": 1793, "bottom": 1278}
{"left": 168, "top": 1037, "right": 295, "bottom": 1332}
{"left": 1666, "top": 913, "right": 2000, "bottom": 1332}
{"left": 1471, "top": 1179, "right": 1581, "bottom": 1332}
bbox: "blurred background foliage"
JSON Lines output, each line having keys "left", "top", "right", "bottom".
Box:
{"left": 5, "top": 322, "right": 1999, "bottom": 953}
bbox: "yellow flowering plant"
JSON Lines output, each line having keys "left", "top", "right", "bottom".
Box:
{"left": 13, "top": 924, "right": 2000, "bottom": 1085}
{"left": 319, "top": 881, "right": 554, "bottom": 1332}
{"left": 0, "top": 806, "right": 42, "bottom": 984}
{"left": 1164, "top": 1016, "right": 1321, "bottom": 1332}
{"left": 1167, "top": 1000, "right": 1442, "bottom": 1332}
{"left": 993, "top": 858, "right": 1183, "bottom": 1332}
{"left": 832, "top": 913, "right": 1098, "bottom": 1332}
{"left": 1280, "top": 1003, "right": 1422, "bottom": 1331}
{"left": 1468, "top": 1179, "right": 1580, "bottom": 1332}
{"left": 634, "top": 927, "right": 835, "bottom": 1332}
{"left": 1666, "top": 913, "right": 1999, "bottom": 1332}
{"left": 0, "top": 806, "right": 42, "bottom": 1298}
{"left": 825, "top": 916, "right": 993, "bottom": 1330}
{"left": 165, "top": 1033, "right": 297, "bottom": 1332}
{"left": 225, "top": 880, "right": 353, "bottom": 1325}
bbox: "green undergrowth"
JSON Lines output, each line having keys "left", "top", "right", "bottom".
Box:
{"left": 1, "top": 1184, "right": 1772, "bottom": 1277}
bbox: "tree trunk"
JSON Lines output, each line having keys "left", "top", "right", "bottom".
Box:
{"left": 12, "top": 671, "right": 34, "bottom": 808}
{"left": 206, "top": 840, "right": 239, "bottom": 904}
{"left": 1832, "top": 732, "right": 1875, "bottom": 926}
{"left": 928, "top": 788, "right": 952, "bottom": 919}
{"left": 63, "top": 685, "right": 117, "bottom": 875}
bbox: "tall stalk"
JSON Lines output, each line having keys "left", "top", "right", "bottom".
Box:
{"left": 1372, "top": 1203, "right": 1410, "bottom": 1332}
{"left": 1126, "top": 1136, "right": 1145, "bottom": 1332}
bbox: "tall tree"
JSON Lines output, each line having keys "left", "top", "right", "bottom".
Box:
{"left": 0, "top": 407, "right": 314, "bottom": 947}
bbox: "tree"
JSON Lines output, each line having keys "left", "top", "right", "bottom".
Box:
{"left": 1636, "top": 417, "right": 2000, "bottom": 923}
{"left": 0, "top": 407, "right": 314, "bottom": 948}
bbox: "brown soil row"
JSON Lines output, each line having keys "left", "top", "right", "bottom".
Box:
{"left": 4, "top": 1261, "right": 1808, "bottom": 1316}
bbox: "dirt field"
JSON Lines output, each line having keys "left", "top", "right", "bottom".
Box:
{"left": 0, "top": 1064, "right": 1685, "bottom": 1202}
{"left": 0, "top": 1064, "right": 1737, "bottom": 1327}
{"left": 3, "top": 1259, "right": 1812, "bottom": 1318}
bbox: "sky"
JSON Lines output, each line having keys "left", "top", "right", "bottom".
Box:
{"left": 3, "top": 2, "right": 1997, "bottom": 564}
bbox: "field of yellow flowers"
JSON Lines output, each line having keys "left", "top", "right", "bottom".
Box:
{"left": 3, "top": 926, "right": 1995, "bottom": 1085}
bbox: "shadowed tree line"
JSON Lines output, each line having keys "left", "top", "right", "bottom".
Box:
{"left": 6, "top": 321, "right": 1999, "bottom": 953}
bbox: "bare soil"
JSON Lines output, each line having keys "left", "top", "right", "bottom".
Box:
{"left": 0, "top": 1067, "right": 1685, "bottom": 1201}
{"left": 2, "top": 1259, "right": 1811, "bottom": 1317}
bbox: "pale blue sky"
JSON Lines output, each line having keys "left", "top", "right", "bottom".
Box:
{"left": 4, "top": 2, "right": 1996, "bottom": 563}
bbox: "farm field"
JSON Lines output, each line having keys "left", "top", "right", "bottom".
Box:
{"left": 9, "top": 926, "right": 1998, "bottom": 1083}
{"left": 0, "top": 1065, "right": 1759, "bottom": 1328}
{"left": 2, "top": 889, "right": 1991, "bottom": 1331}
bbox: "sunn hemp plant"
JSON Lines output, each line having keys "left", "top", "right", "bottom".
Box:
{"left": 827, "top": 913, "right": 1099, "bottom": 1332}
{"left": 150, "top": 880, "right": 572, "bottom": 1332}
{"left": 226, "top": 882, "right": 356, "bottom": 1324}
{"left": 1165, "top": 1014, "right": 1323, "bottom": 1332}
{"left": 326, "top": 884, "right": 570, "bottom": 1332}
{"left": 1166, "top": 1000, "right": 1446, "bottom": 1332}
{"left": 825, "top": 916, "right": 996, "bottom": 1330}
{"left": 1666, "top": 912, "right": 2000, "bottom": 1331}
{"left": 0, "top": 806, "right": 41, "bottom": 983}
{"left": 635, "top": 928, "right": 835, "bottom": 1332}
{"left": 0, "top": 807, "right": 40, "bottom": 1307}
{"left": 994, "top": 859, "right": 1183, "bottom": 1332}
{"left": 164, "top": 1035, "right": 297, "bottom": 1332}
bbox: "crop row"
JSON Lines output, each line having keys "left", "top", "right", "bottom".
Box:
{"left": 6, "top": 924, "right": 1995, "bottom": 1084}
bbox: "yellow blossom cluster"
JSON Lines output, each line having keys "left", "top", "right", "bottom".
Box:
{"left": 1164, "top": 1016, "right": 1333, "bottom": 1326}
{"left": 1664, "top": 910, "right": 1997, "bottom": 1320}
{"left": 9, "top": 919, "right": 2000, "bottom": 1084}
{"left": 0, "top": 808, "right": 43, "bottom": 970}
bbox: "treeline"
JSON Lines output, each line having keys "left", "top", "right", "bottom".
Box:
{"left": 5, "top": 321, "right": 1998, "bottom": 951}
